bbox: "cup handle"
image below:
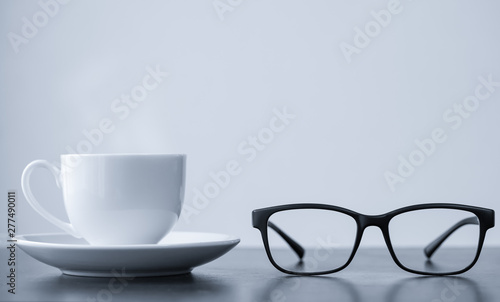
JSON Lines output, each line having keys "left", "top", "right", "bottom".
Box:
{"left": 21, "top": 160, "right": 82, "bottom": 238}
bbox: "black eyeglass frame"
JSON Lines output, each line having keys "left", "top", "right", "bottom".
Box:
{"left": 252, "top": 203, "right": 495, "bottom": 276}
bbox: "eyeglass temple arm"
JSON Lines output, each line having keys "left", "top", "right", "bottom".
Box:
{"left": 424, "top": 216, "right": 479, "bottom": 259}
{"left": 267, "top": 221, "right": 305, "bottom": 259}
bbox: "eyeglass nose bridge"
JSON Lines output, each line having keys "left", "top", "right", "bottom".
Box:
{"left": 355, "top": 215, "right": 393, "bottom": 250}
{"left": 358, "top": 214, "right": 390, "bottom": 230}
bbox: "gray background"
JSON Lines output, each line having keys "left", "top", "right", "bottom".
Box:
{"left": 1, "top": 0, "right": 499, "bottom": 247}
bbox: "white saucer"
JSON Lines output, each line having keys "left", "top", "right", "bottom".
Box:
{"left": 16, "top": 232, "right": 240, "bottom": 277}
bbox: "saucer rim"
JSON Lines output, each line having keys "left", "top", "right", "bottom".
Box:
{"left": 16, "top": 231, "right": 240, "bottom": 250}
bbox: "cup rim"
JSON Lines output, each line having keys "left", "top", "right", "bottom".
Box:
{"left": 61, "top": 153, "right": 186, "bottom": 157}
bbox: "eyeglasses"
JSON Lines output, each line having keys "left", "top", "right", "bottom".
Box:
{"left": 252, "top": 203, "right": 495, "bottom": 276}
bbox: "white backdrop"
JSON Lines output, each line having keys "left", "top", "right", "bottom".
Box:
{"left": 1, "top": 0, "right": 499, "bottom": 247}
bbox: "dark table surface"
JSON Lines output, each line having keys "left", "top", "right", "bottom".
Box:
{"left": 1, "top": 247, "right": 499, "bottom": 302}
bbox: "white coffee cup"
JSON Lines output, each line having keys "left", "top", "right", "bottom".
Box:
{"left": 21, "top": 154, "right": 186, "bottom": 245}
